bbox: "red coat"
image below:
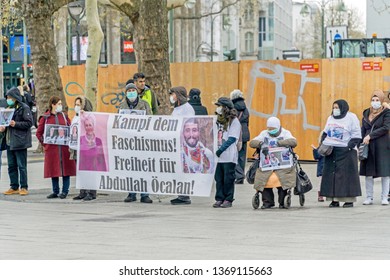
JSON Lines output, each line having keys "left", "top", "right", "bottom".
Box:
{"left": 36, "top": 111, "right": 76, "bottom": 178}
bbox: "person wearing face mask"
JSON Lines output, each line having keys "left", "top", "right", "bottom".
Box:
{"left": 36, "top": 96, "right": 76, "bottom": 199}
{"left": 319, "top": 99, "right": 362, "bottom": 208}
{"left": 359, "top": 90, "right": 390, "bottom": 206}
{"left": 119, "top": 83, "right": 153, "bottom": 203}
{"left": 249, "top": 117, "right": 297, "bottom": 209}
{"left": 69, "top": 96, "right": 98, "bottom": 201}
{"left": 0, "top": 87, "right": 33, "bottom": 196}
{"left": 212, "top": 97, "right": 241, "bottom": 208}
{"left": 169, "top": 86, "right": 195, "bottom": 205}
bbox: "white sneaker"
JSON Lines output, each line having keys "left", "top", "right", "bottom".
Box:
{"left": 381, "top": 199, "right": 389, "bottom": 205}
{"left": 363, "top": 198, "right": 373, "bottom": 205}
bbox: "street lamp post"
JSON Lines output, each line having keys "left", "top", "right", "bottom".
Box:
{"left": 300, "top": 0, "right": 346, "bottom": 58}
{"left": 68, "top": 0, "right": 85, "bottom": 65}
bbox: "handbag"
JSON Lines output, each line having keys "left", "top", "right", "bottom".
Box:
{"left": 317, "top": 143, "right": 333, "bottom": 156}
{"left": 293, "top": 156, "right": 313, "bottom": 195}
{"left": 246, "top": 158, "right": 259, "bottom": 184}
{"left": 358, "top": 144, "right": 369, "bottom": 161}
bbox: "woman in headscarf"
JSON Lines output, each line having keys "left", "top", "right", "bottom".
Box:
{"left": 319, "top": 99, "right": 362, "bottom": 208}
{"left": 249, "top": 116, "right": 297, "bottom": 209}
{"left": 360, "top": 90, "right": 390, "bottom": 206}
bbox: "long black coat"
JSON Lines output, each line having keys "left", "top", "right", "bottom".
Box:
{"left": 188, "top": 98, "right": 208, "bottom": 116}
{"left": 232, "top": 97, "right": 250, "bottom": 142}
{"left": 359, "top": 108, "right": 390, "bottom": 177}
{"left": 320, "top": 147, "right": 362, "bottom": 198}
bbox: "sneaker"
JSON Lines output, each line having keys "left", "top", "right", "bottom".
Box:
{"left": 3, "top": 188, "right": 19, "bottom": 195}
{"left": 342, "top": 202, "right": 354, "bottom": 208}
{"left": 261, "top": 204, "right": 274, "bottom": 209}
{"left": 59, "top": 193, "right": 67, "bottom": 199}
{"left": 73, "top": 194, "right": 86, "bottom": 200}
{"left": 235, "top": 180, "right": 244, "bottom": 184}
{"left": 140, "top": 196, "right": 153, "bottom": 203}
{"left": 170, "top": 197, "right": 191, "bottom": 205}
{"left": 47, "top": 193, "right": 59, "bottom": 199}
{"left": 124, "top": 195, "right": 137, "bottom": 203}
{"left": 83, "top": 195, "right": 96, "bottom": 201}
{"left": 212, "top": 201, "right": 223, "bottom": 208}
{"left": 19, "top": 188, "right": 29, "bottom": 196}
{"left": 220, "top": 200, "right": 232, "bottom": 208}
{"left": 381, "top": 199, "right": 389, "bottom": 205}
{"left": 363, "top": 198, "right": 373, "bottom": 205}
{"left": 329, "top": 201, "right": 340, "bottom": 208}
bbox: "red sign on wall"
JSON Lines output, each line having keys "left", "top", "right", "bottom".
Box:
{"left": 362, "top": 62, "right": 373, "bottom": 70}
{"left": 300, "top": 63, "right": 319, "bottom": 72}
{"left": 373, "top": 62, "right": 382, "bottom": 71}
{"left": 123, "top": 41, "right": 134, "bottom": 53}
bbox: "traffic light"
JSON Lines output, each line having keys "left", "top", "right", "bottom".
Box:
{"left": 27, "top": 65, "right": 33, "bottom": 80}
{"left": 16, "top": 66, "right": 23, "bottom": 79}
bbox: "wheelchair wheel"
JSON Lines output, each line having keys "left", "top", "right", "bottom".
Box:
{"left": 252, "top": 193, "right": 260, "bottom": 209}
{"left": 284, "top": 194, "right": 291, "bottom": 209}
{"left": 299, "top": 194, "right": 305, "bottom": 206}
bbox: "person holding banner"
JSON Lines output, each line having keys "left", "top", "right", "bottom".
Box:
{"left": 119, "top": 82, "right": 153, "bottom": 204}
{"left": 70, "top": 96, "right": 98, "bottom": 201}
{"left": 36, "top": 96, "right": 76, "bottom": 199}
{"left": 213, "top": 97, "right": 241, "bottom": 208}
{"left": 169, "top": 86, "right": 195, "bottom": 205}
{"left": 249, "top": 117, "right": 297, "bottom": 209}
{"left": 0, "top": 87, "right": 33, "bottom": 196}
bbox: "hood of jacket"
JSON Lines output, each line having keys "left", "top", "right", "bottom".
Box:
{"left": 5, "top": 87, "right": 23, "bottom": 103}
{"left": 232, "top": 97, "right": 247, "bottom": 111}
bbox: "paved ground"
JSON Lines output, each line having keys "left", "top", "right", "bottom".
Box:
{"left": 1, "top": 137, "right": 390, "bottom": 260}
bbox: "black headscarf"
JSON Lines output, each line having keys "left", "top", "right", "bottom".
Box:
{"left": 332, "top": 99, "right": 349, "bottom": 119}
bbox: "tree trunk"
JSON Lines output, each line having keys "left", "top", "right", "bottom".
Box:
{"left": 20, "top": 0, "right": 68, "bottom": 117}
{"left": 85, "top": 0, "right": 104, "bottom": 109}
{"left": 133, "top": 0, "right": 171, "bottom": 115}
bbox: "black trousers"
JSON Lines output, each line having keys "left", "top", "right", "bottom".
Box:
{"left": 235, "top": 142, "right": 247, "bottom": 182}
{"left": 261, "top": 187, "right": 288, "bottom": 207}
{"left": 214, "top": 162, "right": 236, "bottom": 202}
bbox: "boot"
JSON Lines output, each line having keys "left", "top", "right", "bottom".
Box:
{"left": 317, "top": 191, "right": 324, "bottom": 202}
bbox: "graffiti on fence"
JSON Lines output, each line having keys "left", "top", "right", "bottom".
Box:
{"left": 246, "top": 61, "right": 321, "bottom": 131}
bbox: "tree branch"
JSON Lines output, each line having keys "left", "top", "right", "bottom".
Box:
{"left": 174, "top": 0, "right": 240, "bottom": 20}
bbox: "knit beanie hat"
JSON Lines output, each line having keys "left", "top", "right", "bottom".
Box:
{"left": 189, "top": 88, "right": 201, "bottom": 101}
{"left": 126, "top": 83, "right": 137, "bottom": 91}
{"left": 230, "top": 89, "right": 243, "bottom": 100}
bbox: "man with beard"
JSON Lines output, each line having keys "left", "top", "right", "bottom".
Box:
{"left": 181, "top": 118, "right": 213, "bottom": 174}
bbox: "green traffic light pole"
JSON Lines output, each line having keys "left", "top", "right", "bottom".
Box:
{"left": 23, "top": 20, "right": 28, "bottom": 84}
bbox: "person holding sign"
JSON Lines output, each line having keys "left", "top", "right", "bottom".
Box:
{"left": 0, "top": 87, "right": 33, "bottom": 196}
{"left": 213, "top": 97, "right": 241, "bottom": 208}
{"left": 169, "top": 86, "right": 195, "bottom": 205}
{"left": 70, "top": 96, "right": 98, "bottom": 201}
{"left": 36, "top": 96, "right": 76, "bottom": 199}
{"left": 119, "top": 82, "right": 153, "bottom": 204}
{"left": 249, "top": 117, "right": 297, "bottom": 209}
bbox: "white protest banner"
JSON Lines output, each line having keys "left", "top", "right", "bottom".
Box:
{"left": 76, "top": 112, "right": 218, "bottom": 197}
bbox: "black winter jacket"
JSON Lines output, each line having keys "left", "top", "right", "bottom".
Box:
{"left": 232, "top": 97, "right": 250, "bottom": 142}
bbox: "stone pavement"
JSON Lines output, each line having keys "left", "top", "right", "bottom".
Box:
{"left": 1, "top": 138, "right": 390, "bottom": 260}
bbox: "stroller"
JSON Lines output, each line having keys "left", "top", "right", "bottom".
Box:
{"left": 251, "top": 148, "right": 306, "bottom": 209}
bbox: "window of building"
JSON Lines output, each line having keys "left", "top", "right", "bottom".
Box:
{"left": 268, "top": 2, "right": 274, "bottom": 41}
{"left": 244, "top": 1, "right": 254, "bottom": 21}
{"left": 259, "top": 15, "right": 266, "bottom": 47}
{"left": 245, "top": 32, "right": 254, "bottom": 53}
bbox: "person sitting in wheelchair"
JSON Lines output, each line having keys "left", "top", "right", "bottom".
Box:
{"left": 249, "top": 117, "right": 297, "bottom": 209}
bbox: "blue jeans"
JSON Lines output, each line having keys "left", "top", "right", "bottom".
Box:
{"left": 128, "top": 192, "right": 149, "bottom": 199}
{"left": 51, "top": 176, "right": 70, "bottom": 194}
{"left": 7, "top": 148, "right": 28, "bottom": 190}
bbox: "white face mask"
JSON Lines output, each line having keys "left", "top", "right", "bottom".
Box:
{"left": 74, "top": 105, "right": 81, "bottom": 114}
{"left": 371, "top": 101, "right": 382, "bottom": 110}
{"left": 169, "top": 95, "right": 176, "bottom": 104}
{"left": 215, "top": 106, "right": 223, "bottom": 115}
{"left": 333, "top": 108, "right": 341, "bottom": 117}
{"left": 56, "top": 105, "right": 63, "bottom": 113}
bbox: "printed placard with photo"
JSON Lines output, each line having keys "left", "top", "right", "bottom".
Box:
{"left": 118, "top": 109, "right": 146, "bottom": 115}
{"left": 0, "top": 109, "right": 15, "bottom": 126}
{"left": 259, "top": 147, "right": 293, "bottom": 171}
{"left": 43, "top": 124, "right": 70, "bottom": 146}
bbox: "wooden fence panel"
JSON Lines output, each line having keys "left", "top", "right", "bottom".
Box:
{"left": 238, "top": 60, "right": 322, "bottom": 161}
